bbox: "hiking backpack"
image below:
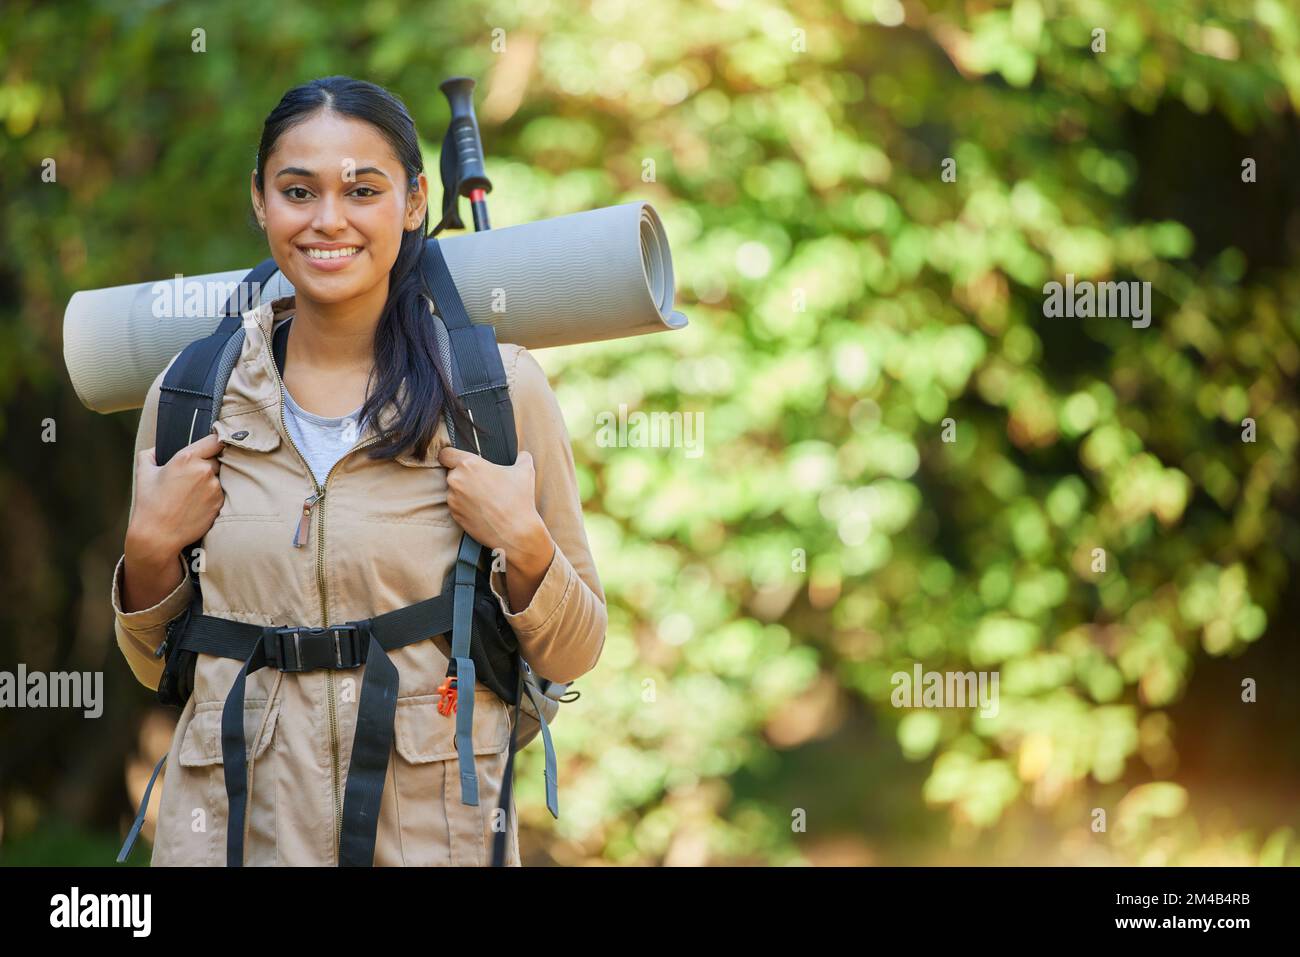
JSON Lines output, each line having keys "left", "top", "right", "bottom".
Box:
{"left": 117, "top": 239, "right": 576, "bottom": 867}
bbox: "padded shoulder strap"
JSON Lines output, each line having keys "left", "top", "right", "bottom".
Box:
{"left": 419, "top": 237, "right": 520, "bottom": 812}
{"left": 420, "top": 238, "right": 516, "bottom": 467}
{"left": 156, "top": 257, "right": 280, "bottom": 604}
{"left": 156, "top": 257, "right": 280, "bottom": 466}
{"left": 156, "top": 334, "right": 234, "bottom": 467}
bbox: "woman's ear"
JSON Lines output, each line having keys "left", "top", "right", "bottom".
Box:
{"left": 405, "top": 171, "right": 430, "bottom": 230}
{"left": 250, "top": 169, "right": 266, "bottom": 230}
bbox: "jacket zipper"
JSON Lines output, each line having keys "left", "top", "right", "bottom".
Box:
{"left": 312, "top": 445, "right": 378, "bottom": 855}
{"left": 258, "top": 319, "right": 380, "bottom": 861}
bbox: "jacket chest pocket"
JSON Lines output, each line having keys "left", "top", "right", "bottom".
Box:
{"left": 204, "top": 414, "right": 304, "bottom": 611}
{"left": 387, "top": 689, "right": 514, "bottom": 866}
{"left": 211, "top": 412, "right": 289, "bottom": 521}
{"left": 157, "top": 698, "right": 282, "bottom": 866}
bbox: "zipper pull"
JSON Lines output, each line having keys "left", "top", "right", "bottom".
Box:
{"left": 292, "top": 491, "right": 324, "bottom": 548}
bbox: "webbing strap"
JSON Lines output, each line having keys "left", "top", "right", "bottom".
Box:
{"left": 179, "top": 611, "right": 262, "bottom": 658}
{"left": 215, "top": 619, "right": 405, "bottom": 867}
{"left": 191, "top": 585, "right": 458, "bottom": 866}
{"left": 221, "top": 637, "right": 269, "bottom": 867}
{"left": 492, "top": 664, "right": 526, "bottom": 867}
{"left": 523, "top": 679, "right": 560, "bottom": 819}
{"left": 488, "top": 664, "right": 561, "bottom": 866}
{"left": 116, "top": 752, "right": 168, "bottom": 862}
{"left": 451, "top": 535, "right": 481, "bottom": 806}
{"left": 338, "top": 626, "right": 398, "bottom": 867}
{"left": 181, "top": 588, "right": 458, "bottom": 660}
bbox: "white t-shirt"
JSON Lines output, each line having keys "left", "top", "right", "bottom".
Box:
{"left": 282, "top": 386, "right": 363, "bottom": 486}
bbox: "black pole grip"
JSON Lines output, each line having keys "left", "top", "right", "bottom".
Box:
{"left": 439, "top": 76, "right": 492, "bottom": 196}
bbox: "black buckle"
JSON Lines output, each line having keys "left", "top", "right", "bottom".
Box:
{"left": 265, "top": 623, "right": 366, "bottom": 672}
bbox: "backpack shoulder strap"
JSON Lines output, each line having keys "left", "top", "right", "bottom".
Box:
{"left": 155, "top": 331, "right": 237, "bottom": 466}
{"left": 152, "top": 257, "right": 280, "bottom": 699}
{"left": 420, "top": 238, "right": 569, "bottom": 866}
{"left": 156, "top": 257, "right": 281, "bottom": 466}
{"left": 420, "top": 238, "right": 516, "bottom": 467}
{"left": 418, "top": 237, "right": 516, "bottom": 805}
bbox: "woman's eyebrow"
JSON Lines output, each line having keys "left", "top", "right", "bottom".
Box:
{"left": 275, "top": 166, "right": 392, "bottom": 181}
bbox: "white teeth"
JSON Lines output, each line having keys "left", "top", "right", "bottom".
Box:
{"left": 304, "top": 246, "right": 360, "bottom": 259}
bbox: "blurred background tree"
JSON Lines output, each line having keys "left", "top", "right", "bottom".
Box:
{"left": 0, "top": 0, "right": 1297, "bottom": 865}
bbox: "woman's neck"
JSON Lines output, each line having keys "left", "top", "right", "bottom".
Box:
{"left": 280, "top": 277, "right": 388, "bottom": 415}
{"left": 289, "top": 277, "right": 389, "bottom": 371}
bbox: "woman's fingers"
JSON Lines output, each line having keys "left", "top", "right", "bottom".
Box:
{"left": 191, "top": 432, "right": 225, "bottom": 459}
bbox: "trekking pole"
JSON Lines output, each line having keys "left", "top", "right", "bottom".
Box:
{"left": 434, "top": 76, "right": 493, "bottom": 234}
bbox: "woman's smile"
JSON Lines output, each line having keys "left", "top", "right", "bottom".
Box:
{"left": 297, "top": 242, "right": 365, "bottom": 271}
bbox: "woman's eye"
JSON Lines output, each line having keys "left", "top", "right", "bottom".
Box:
{"left": 282, "top": 186, "right": 378, "bottom": 200}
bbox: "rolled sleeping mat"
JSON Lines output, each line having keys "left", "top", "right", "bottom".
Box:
{"left": 64, "top": 201, "right": 688, "bottom": 413}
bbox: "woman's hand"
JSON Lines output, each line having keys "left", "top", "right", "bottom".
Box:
{"left": 437, "top": 446, "right": 556, "bottom": 607}
{"left": 121, "top": 433, "right": 226, "bottom": 612}
{"left": 128, "top": 432, "right": 227, "bottom": 559}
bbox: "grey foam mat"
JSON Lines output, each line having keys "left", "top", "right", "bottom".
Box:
{"left": 64, "top": 201, "right": 687, "bottom": 413}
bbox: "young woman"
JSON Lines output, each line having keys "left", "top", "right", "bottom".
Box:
{"left": 111, "top": 76, "right": 607, "bottom": 866}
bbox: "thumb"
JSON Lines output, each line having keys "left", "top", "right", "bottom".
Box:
{"left": 513, "top": 450, "right": 534, "bottom": 470}
{"left": 437, "top": 445, "right": 469, "bottom": 468}
{"left": 137, "top": 447, "right": 159, "bottom": 469}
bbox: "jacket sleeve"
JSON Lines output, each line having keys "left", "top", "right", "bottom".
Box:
{"left": 111, "top": 358, "right": 195, "bottom": 691}
{"left": 487, "top": 346, "right": 608, "bottom": 685}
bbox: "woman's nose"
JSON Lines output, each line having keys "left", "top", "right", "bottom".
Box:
{"left": 312, "top": 192, "right": 348, "bottom": 233}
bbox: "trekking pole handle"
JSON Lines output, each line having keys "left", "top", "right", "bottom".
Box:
{"left": 439, "top": 76, "right": 492, "bottom": 231}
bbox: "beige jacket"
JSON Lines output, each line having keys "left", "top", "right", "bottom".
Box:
{"left": 111, "top": 294, "right": 607, "bottom": 866}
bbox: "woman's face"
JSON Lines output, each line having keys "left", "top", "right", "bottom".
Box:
{"left": 251, "top": 109, "right": 427, "bottom": 306}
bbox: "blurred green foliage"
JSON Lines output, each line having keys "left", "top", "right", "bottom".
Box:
{"left": 1, "top": 0, "right": 1298, "bottom": 865}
